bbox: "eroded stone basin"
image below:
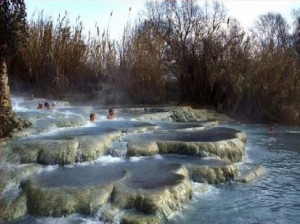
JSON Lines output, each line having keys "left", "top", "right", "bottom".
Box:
{"left": 24, "top": 157, "right": 192, "bottom": 219}
{"left": 125, "top": 127, "right": 241, "bottom": 142}
{"left": 155, "top": 120, "right": 218, "bottom": 131}
{"left": 161, "top": 154, "right": 229, "bottom": 166}
{"left": 11, "top": 110, "right": 87, "bottom": 137}
{"left": 1, "top": 98, "right": 255, "bottom": 224}
{"left": 122, "top": 158, "right": 186, "bottom": 190}
{"left": 36, "top": 164, "right": 127, "bottom": 188}
{"left": 158, "top": 154, "right": 238, "bottom": 184}
{"left": 53, "top": 120, "right": 157, "bottom": 136}
{"left": 4, "top": 119, "right": 160, "bottom": 165}
{"left": 155, "top": 121, "right": 204, "bottom": 130}
{"left": 126, "top": 127, "right": 246, "bottom": 163}
{"left": 6, "top": 130, "right": 122, "bottom": 165}
{"left": 32, "top": 156, "right": 187, "bottom": 190}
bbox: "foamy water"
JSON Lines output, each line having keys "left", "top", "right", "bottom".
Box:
{"left": 129, "top": 156, "right": 146, "bottom": 162}
{"left": 37, "top": 165, "right": 59, "bottom": 174}
{"left": 6, "top": 98, "right": 300, "bottom": 224}
{"left": 63, "top": 156, "right": 125, "bottom": 168}
{"left": 27, "top": 213, "right": 110, "bottom": 224}
{"left": 191, "top": 182, "right": 220, "bottom": 199}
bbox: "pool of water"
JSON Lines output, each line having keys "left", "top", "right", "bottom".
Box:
{"left": 168, "top": 123, "right": 300, "bottom": 224}
{"left": 4, "top": 99, "right": 300, "bottom": 224}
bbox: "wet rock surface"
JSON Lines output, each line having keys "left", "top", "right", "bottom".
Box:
{"left": 25, "top": 165, "right": 124, "bottom": 217}
{"left": 236, "top": 163, "right": 265, "bottom": 183}
{"left": 0, "top": 163, "right": 41, "bottom": 192}
{"left": 125, "top": 128, "right": 246, "bottom": 163}
{"left": 0, "top": 98, "right": 265, "bottom": 223}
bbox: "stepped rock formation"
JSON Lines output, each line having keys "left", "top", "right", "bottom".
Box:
{"left": 0, "top": 98, "right": 265, "bottom": 223}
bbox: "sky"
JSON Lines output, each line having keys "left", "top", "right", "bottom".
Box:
{"left": 26, "top": 0, "right": 300, "bottom": 40}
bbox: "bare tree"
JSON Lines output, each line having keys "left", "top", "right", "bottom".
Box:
{"left": 145, "top": 0, "right": 213, "bottom": 100}
{"left": 292, "top": 9, "right": 300, "bottom": 56}
{"left": 252, "top": 12, "right": 290, "bottom": 50}
{"left": 129, "top": 21, "right": 166, "bottom": 103}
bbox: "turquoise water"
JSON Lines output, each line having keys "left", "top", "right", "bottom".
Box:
{"left": 5, "top": 99, "right": 300, "bottom": 224}
{"left": 168, "top": 124, "right": 300, "bottom": 224}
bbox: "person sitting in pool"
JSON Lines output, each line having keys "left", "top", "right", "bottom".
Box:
{"left": 268, "top": 124, "right": 274, "bottom": 132}
{"left": 44, "top": 102, "right": 51, "bottom": 109}
{"left": 89, "top": 113, "right": 96, "bottom": 122}
{"left": 37, "top": 102, "right": 44, "bottom": 109}
{"left": 107, "top": 108, "right": 115, "bottom": 120}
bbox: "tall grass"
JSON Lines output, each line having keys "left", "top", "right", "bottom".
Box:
{"left": 6, "top": 0, "right": 300, "bottom": 124}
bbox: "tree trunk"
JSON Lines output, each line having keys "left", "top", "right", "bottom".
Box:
{"left": 0, "top": 57, "right": 14, "bottom": 138}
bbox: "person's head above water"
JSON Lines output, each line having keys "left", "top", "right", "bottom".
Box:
{"left": 37, "top": 102, "right": 43, "bottom": 109}
{"left": 44, "top": 102, "right": 50, "bottom": 109}
{"left": 89, "top": 113, "right": 96, "bottom": 122}
{"left": 267, "top": 124, "right": 274, "bottom": 132}
{"left": 107, "top": 108, "right": 115, "bottom": 119}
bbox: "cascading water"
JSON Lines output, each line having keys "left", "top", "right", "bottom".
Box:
{"left": 1, "top": 97, "right": 299, "bottom": 224}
